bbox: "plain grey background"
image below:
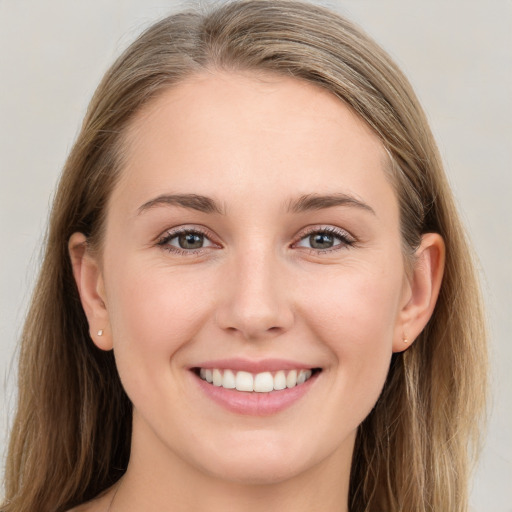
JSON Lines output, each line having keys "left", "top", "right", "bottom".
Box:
{"left": 1, "top": 1, "right": 511, "bottom": 510}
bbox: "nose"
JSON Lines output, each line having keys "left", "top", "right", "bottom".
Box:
{"left": 215, "top": 249, "right": 294, "bottom": 340}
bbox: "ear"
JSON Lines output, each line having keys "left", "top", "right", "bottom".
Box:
{"left": 68, "top": 232, "right": 113, "bottom": 351}
{"left": 393, "top": 232, "right": 445, "bottom": 353}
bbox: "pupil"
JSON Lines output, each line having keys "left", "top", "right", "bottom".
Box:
{"left": 179, "top": 233, "right": 203, "bottom": 249}
{"left": 310, "top": 233, "right": 334, "bottom": 249}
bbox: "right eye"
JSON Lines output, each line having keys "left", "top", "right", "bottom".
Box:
{"left": 157, "top": 228, "right": 218, "bottom": 255}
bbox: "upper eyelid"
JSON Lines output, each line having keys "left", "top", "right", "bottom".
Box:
{"left": 155, "top": 224, "right": 355, "bottom": 249}
{"left": 294, "top": 225, "right": 355, "bottom": 241}
{"left": 156, "top": 226, "right": 220, "bottom": 255}
{"left": 157, "top": 225, "right": 217, "bottom": 242}
{"left": 291, "top": 226, "right": 357, "bottom": 254}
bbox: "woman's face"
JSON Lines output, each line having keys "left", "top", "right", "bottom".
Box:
{"left": 95, "top": 72, "right": 412, "bottom": 484}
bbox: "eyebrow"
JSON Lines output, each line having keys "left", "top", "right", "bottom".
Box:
{"left": 137, "top": 192, "right": 375, "bottom": 217}
{"left": 288, "top": 193, "right": 376, "bottom": 215}
{"left": 137, "top": 194, "right": 225, "bottom": 215}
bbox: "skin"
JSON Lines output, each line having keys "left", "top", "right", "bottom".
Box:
{"left": 69, "top": 71, "right": 444, "bottom": 512}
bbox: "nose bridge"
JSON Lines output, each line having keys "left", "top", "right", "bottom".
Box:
{"left": 217, "top": 242, "right": 293, "bottom": 338}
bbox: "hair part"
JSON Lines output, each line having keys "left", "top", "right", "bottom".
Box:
{"left": 3, "top": 2, "right": 487, "bottom": 511}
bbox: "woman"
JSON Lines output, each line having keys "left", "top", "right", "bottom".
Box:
{"left": 2, "top": 1, "right": 487, "bottom": 511}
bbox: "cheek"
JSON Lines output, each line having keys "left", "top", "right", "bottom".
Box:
{"left": 297, "top": 264, "right": 402, "bottom": 409}
{"left": 104, "top": 259, "right": 215, "bottom": 391}
{"left": 300, "top": 261, "right": 403, "bottom": 343}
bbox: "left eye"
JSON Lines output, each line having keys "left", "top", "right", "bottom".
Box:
{"left": 161, "top": 231, "right": 215, "bottom": 250}
{"left": 295, "top": 230, "right": 351, "bottom": 250}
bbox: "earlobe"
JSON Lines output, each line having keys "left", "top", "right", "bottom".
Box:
{"left": 68, "top": 232, "right": 113, "bottom": 351}
{"left": 393, "top": 233, "right": 445, "bottom": 353}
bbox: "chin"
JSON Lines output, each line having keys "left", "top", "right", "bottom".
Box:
{"left": 190, "top": 434, "right": 322, "bottom": 486}
{"left": 204, "top": 457, "right": 306, "bottom": 486}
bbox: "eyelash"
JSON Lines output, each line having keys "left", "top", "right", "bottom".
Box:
{"left": 156, "top": 225, "right": 355, "bottom": 256}
{"left": 293, "top": 226, "right": 356, "bottom": 254}
{"left": 157, "top": 226, "right": 217, "bottom": 256}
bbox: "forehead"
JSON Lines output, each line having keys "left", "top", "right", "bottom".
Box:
{"left": 111, "top": 71, "right": 395, "bottom": 219}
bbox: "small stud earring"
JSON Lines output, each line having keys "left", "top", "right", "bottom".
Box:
{"left": 403, "top": 334, "right": 408, "bottom": 343}
{"left": 97, "top": 329, "right": 104, "bottom": 336}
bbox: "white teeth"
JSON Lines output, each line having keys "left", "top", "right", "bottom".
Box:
{"left": 274, "top": 370, "right": 287, "bottom": 390}
{"left": 198, "top": 368, "right": 315, "bottom": 392}
{"left": 286, "top": 370, "right": 297, "bottom": 388}
{"left": 254, "top": 372, "right": 274, "bottom": 393}
{"left": 222, "top": 369, "right": 236, "bottom": 389}
{"left": 212, "top": 369, "right": 222, "bottom": 386}
{"left": 235, "top": 371, "right": 254, "bottom": 392}
{"left": 297, "top": 370, "right": 313, "bottom": 384}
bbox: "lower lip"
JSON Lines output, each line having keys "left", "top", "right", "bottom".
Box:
{"left": 192, "top": 371, "right": 319, "bottom": 416}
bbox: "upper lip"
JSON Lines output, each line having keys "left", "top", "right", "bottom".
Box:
{"left": 190, "top": 358, "right": 319, "bottom": 373}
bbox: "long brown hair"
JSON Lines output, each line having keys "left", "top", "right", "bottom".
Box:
{"left": 2, "top": 1, "right": 487, "bottom": 511}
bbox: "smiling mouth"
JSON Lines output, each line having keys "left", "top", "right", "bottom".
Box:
{"left": 194, "top": 368, "right": 321, "bottom": 393}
